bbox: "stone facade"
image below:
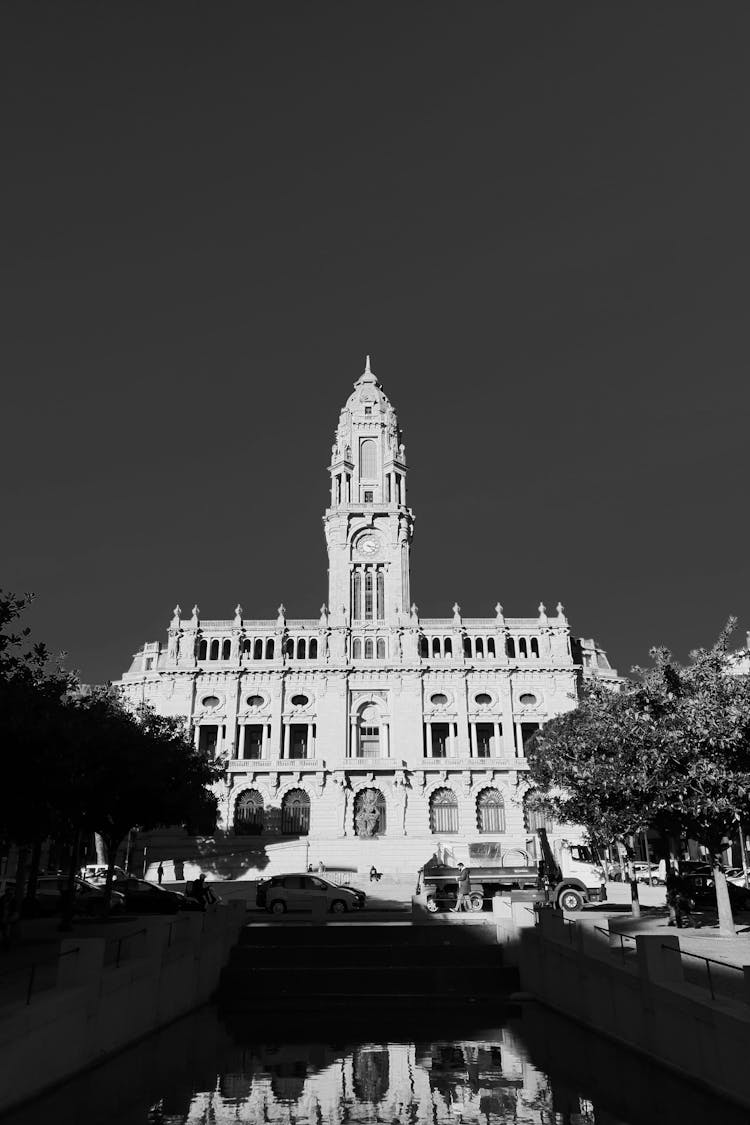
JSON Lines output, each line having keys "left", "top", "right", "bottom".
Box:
{"left": 116, "top": 358, "right": 618, "bottom": 874}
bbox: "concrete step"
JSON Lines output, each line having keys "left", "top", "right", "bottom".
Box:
{"left": 236, "top": 923, "right": 500, "bottom": 947}
{"left": 227, "top": 944, "right": 504, "bottom": 969}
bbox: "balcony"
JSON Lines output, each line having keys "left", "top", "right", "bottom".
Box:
{"left": 421, "top": 756, "right": 529, "bottom": 771}
{"left": 227, "top": 758, "right": 324, "bottom": 772}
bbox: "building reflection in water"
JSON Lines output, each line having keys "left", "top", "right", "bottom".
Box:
{"left": 149, "top": 1024, "right": 598, "bottom": 1125}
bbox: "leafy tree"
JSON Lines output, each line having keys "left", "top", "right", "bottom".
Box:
{"left": 527, "top": 622, "right": 750, "bottom": 933}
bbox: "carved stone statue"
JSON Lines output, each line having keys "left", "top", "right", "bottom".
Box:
{"left": 538, "top": 602, "right": 548, "bottom": 622}
{"left": 452, "top": 602, "right": 461, "bottom": 624}
{"left": 495, "top": 602, "right": 504, "bottom": 621}
{"left": 392, "top": 773, "right": 408, "bottom": 835}
{"left": 171, "top": 605, "right": 182, "bottom": 628}
{"left": 190, "top": 605, "right": 200, "bottom": 624}
{"left": 410, "top": 603, "right": 419, "bottom": 623}
{"left": 167, "top": 631, "right": 179, "bottom": 662}
{"left": 332, "top": 774, "right": 349, "bottom": 835}
{"left": 177, "top": 632, "right": 193, "bottom": 661}
{"left": 234, "top": 603, "right": 243, "bottom": 624}
{"left": 276, "top": 604, "right": 286, "bottom": 625}
{"left": 556, "top": 601, "right": 566, "bottom": 621}
{"left": 355, "top": 790, "right": 380, "bottom": 838}
{"left": 319, "top": 603, "right": 328, "bottom": 626}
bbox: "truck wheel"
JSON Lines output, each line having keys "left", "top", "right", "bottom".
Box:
{"left": 270, "top": 900, "right": 286, "bottom": 915}
{"left": 468, "top": 894, "right": 484, "bottom": 912}
{"left": 558, "top": 888, "right": 584, "bottom": 912}
{"left": 426, "top": 898, "right": 439, "bottom": 913}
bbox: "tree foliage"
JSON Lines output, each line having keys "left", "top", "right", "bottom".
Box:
{"left": 526, "top": 620, "right": 750, "bottom": 931}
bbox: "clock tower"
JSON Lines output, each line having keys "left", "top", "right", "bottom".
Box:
{"left": 324, "top": 357, "right": 414, "bottom": 630}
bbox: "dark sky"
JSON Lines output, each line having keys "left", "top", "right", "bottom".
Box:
{"left": 3, "top": 1, "right": 749, "bottom": 683}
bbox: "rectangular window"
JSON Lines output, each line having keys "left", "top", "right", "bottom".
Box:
{"left": 198, "top": 725, "right": 219, "bottom": 759}
{"left": 521, "top": 722, "right": 540, "bottom": 751}
{"left": 386, "top": 475, "right": 392, "bottom": 502}
{"left": 359, "top": 726, "right": 380, "bottom": 758}
{"left": 289, "top": 724, "right": 308, "bottom": 759}
{"left": 430, "top": 723, "right": 449, "bottom": 758}
{"left": 364, "top": 490, "right": 374, "bottom": 503}
{"left": 364, "top": 569, "right": 374, "bottom": 619}
{"left": 476, "top": 723, "right": 493, "bottom": 757}
{"left": 364, "top": 405, "right": 372, "bottom": 415}
{"left": 244, "top": 725, "right": 263, "bottom": 760}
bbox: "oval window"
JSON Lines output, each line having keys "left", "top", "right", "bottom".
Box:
{"left": 475, "top": 692, "right": 492, "bottom": 705}
{"left": 430, "top": 692, "right": 448, "bottom": 705}
{"left": 291, "top": 693, "right": 309, "bottom": 707}
{"left": 519, "top": 692, "right": 537, "bottom": 705}
{"left": 247, "top": 694, "right": 265, "bottom": 707}
{"left": 202, "top": 695, "right": 220, "bottom": 709}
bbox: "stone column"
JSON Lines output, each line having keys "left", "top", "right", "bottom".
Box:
{"left": 307, "top": 722, "right": 313, "bottom": 760}
{"left": 470, "top": 722, "right": 478, "bottom": 758}
{"left": 350, "top": 718, "right": 358, "bottom": 759}
{"left": 283, "top": 723, "right": 290, "bottom": 759}
{"left": 493, "top": 722, "right": 501, "bottom": 759}
{"left": 425, "top": 720, "right": 433, "bottom": 758}
{"left": 238, "top": 724, "right": 246, "bottom": 760}
{"left": 382, "top": 722, "right": 390, "bottom": 760}
{"left": 515, "top": 721, "right": 523, "bottom": 758}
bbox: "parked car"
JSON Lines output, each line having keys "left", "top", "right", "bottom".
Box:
{"left": 25, "top": 876, "right": 125, "bottom": 917}
{"left": 256, "top": 873, "right": 366, "bottom": 914}
{"left": 111, "top": 877, "right": 187, "bottom": 914}
{"left": 724, "top": 867, "right": 749, "bottom": 888}
{"left": 681, "top": 873, "right": 750, "bottom": 913}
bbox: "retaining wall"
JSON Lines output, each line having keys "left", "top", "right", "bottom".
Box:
{"left": 0, "top": 901, "right": 247, "bottom": 1114}
{"left": 519, "top": 910, "right": 750, "bottom": 1109}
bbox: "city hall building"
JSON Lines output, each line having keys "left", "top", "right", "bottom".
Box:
{"left": 117, "top": 359, "right": 617, "bottom": 876}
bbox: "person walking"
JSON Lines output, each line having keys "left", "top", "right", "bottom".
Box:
{"left": 451, "top": 862, "right": 470, "bottom": 912}
{"left": 157, "top": 862, "right": 164, "bottom": 886}
{"left": 191, "top": 873, "right": 216, "bottom": 911}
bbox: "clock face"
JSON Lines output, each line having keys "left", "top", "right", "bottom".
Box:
{"left": 357, "top": 535, "right": 380, "bottom": 557}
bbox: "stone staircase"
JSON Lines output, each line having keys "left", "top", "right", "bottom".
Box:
{"left": 218, "top": 922, "right": 518, "bottom": 1010}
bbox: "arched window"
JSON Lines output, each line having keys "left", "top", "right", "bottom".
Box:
{"left": 296, "top": 638, "right": 306, "bottom": 660}
{"left": 376, "top": 568, "right": 384, "bottom": 619}
{"left": 477, "top": 789, "right": 506, "bottom": 834}
{"left": 281, "top": 789, "right": 310, "bottom": 835}
{"left": 209, "top": 639, "right": 219, "bottom": 660}
{"left": 234, "top": 789, "right": 264, "bottom": 835}
{"left": 284, "top": 638, "right": 294, "bottom": 657}
{"left": 463, "top": 637, "right": 472, "bottom": 658}
{"left": 352, "top": 570, "right": 362, "bottom": 620}
{"left": 309, "top": 639, "right": 318, "bottom": 659}
{"left": 360, "top": 438, "right": 377, "bottom": 479}
{"left": 222, "top": 639, "right": 231, "bottom": 660}
{"left": 430, "top": 788, "right": 459, "bottom": 834}
{"left": 364, "top": 638, "right": 374, "bottom": 659}
{"left": 506, "top": 638, "right": 515, "bottom": 658}
{"left": 524, "top": 796, "right": 555, "bottom": 833}
{"left": 487, "top": 638, "right": 496, "bottom": 658}
{"left": 419, "top": 636, "right": 429, "bottom": 658}
{"left": 364, "top": 569, "right": 374, "bottom": 619}
{"left": 197, "top": 640, "right": 207, "bottom": 661}
{"left": 475, "top": 637, "right": 484, "bottom": 658}
{"left": 354, "top": 788, "right": 387, "bottom": 836}
{"left": 530, "top": 637, "right": 539, "bottom": 657}
{"left": 376, "top": 638, "right": 386, "bottom": 659}
{"left": 519, "top": 638, "right": 528, "bottom": 658}
{"left": 253, "top": 639, "right": 263, "bottom": 660}
{"left": 444, "top": 638, "right": 452, "bottom": 656}
{"left": 432, "top": 637, "right": 441, "bottom": 657}
{"left": 265, "top": 638, "right": 274, "bottom": 659}
{"left": 352, "top": 638, "right": 362, "bottom": 659}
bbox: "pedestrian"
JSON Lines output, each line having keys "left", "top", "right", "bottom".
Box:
{"left": 369, "top": 865, "right": 381, "bottom": 883}
{"left": 451, "top": 862, "right": 471, "bottom": 912}
{"left": 307, "top": 863, "right": 314, "bottom": 872}
{"left": 157, "top": 862, "right": 164, "bottom": 886}
{"left": 317, "top": 860, "right": 325, "bottom": 874}
{"left": 666, "top": 868, "right": 694, "bottom": 928}
{"left": 191, "top": 873, "right": 216, "bottom": 911}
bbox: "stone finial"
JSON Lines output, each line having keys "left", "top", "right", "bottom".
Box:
{"left": 276, "top": 604, "right": 286, "bottom": 626}
{"left": 556, "top": 601, "right": 567, "bottom": 624}
{"left": 190, "top": 605, "right": 200, "bottom": 625}
{"left": 410, "top": 603, "right": 419, "bottom": 623}
{"left": 452, "top": 602, "right": 461, "bottom": 624}
{"left": 234, "top": 603, "right": 243, "bottom": 625}
{"left": 495, "top": 602, "right": 504, "bottom": 623}
{"left": 171, "top": 605, "right": 182, "bottom": 628}
{"left": 319, "top": 603, "right": 328, "bottom": 626}
{"left": 538, "top": 602, "right": 548, "bottom": 623}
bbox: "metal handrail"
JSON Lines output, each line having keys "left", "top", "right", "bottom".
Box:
{"left": 592, "top": 925, "right": 636, "bottom": 964}
{"left": 109, "top": 927, "right": 148, "bottom": 969}
{"left": 661, "top": 943, "right": 744, "bottom": 1001}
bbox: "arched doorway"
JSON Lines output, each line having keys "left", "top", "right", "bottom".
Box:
{"left": 354, "top": 788, "right": 387, "bottom": 837}
{"left": 281, "top": 788, "right": 310, "bottom": 835}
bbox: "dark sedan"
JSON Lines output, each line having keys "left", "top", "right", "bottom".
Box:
{"left": 111, "top": 877, "right": 188, "bottom": 914}
{"left": 681, "top": 873, "right": 750, "bottom": 913}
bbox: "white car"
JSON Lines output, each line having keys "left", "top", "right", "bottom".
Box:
{"left": 256, "top": 873, "right": 366, "bottom": 914}
{"left": 79, "top": 864, "right": 129, "bottom": 885}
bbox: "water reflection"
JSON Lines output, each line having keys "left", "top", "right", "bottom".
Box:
{"left": 3, "top": 1003, "right": 747, "bottom": 1125}
{"left": 160, "top": 1028, "right": 555, "bottom": 1125}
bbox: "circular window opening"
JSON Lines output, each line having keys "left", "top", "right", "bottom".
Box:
{"left": 475, "top": 692, "right": 492, "bottom": 705}
{"left": 247, "top": 694, "right": 265, "bottom": 707}
{"left": 202, "top": 695, "right": 220, "bottom": 709}
{"left": 291, "top": 693, "right": 309, "bottom": 707}
{"left": 519, "top": 692, "right": 537, "bottom": 705}
{"left": 430, "top": 692, "right": 448, "bottom": 705}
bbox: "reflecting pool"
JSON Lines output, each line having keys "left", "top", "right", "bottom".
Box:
{"left": 2, "top": 1001, "right": 745, "bottom": 1125}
